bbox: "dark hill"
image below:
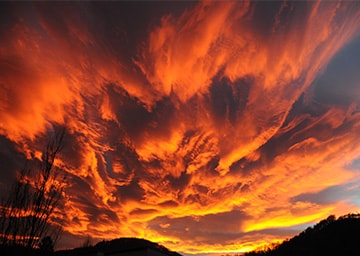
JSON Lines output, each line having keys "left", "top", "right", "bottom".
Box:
{"left": 245, "top": 213, "right": 360, "bottom": 256}
{"left": 55, "top": 237, "right": 182, "bottom": 256}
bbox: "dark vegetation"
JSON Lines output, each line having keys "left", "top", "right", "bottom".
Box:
{"left": 0, "top": 130, "right": 65, "bottom": 255}
{"left": 245, "top": 213, "right": 360, "bottom": 256}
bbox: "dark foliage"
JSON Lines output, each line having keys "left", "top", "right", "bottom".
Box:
{"left": 0, "top": 243, "right": 54, "bottom": 256}
{"left": 245, "top": 213, "right": 360, "bottom": 256}
{"left": 38, "top": 236, "right": 55, "bottom": 256}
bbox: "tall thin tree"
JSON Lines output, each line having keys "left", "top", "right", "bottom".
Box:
{"left": 0, "top": 129, "right": 65, "bottom": 250}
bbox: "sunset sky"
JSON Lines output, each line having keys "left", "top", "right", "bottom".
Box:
{"left": 1, "top": 1, "right": 360, "bottom": 255}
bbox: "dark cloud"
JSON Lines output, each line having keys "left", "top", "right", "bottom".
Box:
{"left": 130, "top": 208, "right": 158, "bottom": 216}
{"left": 291, "top": 183, "right": 360, "bottom": 205}
{"left": 106, "top": 84, "right": 176, "bottom": 144}
{"left": 148, "top": 210, "right": 249, "bottom": 244}
{"left": 208, "top": 76, "right": 251, "bottom": 126}
{"left": 314, "top": 35, "right": 360, "bottom": 106}
{"left": 114, "top": 178, "right": 145, "bottom": 203}
{"left": 165, "top": 171, "right": 191, "bottom": 192}
{"left": 0, "top": 136, "right": 26, "bottom": 186}
{"left": 158, "top": 200, "right": 179, "bottom": 208}
{"left": 60, "top": 130, "right": 88, "bottom": 171}
{"left": 108, "top": 85, "right": 152, "bottom": 138}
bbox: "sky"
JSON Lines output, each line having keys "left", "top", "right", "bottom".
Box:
{"left": 0, "top": 0, "right": 360, "bottom": 255}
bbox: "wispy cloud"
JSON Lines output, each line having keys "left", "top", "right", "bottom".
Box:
{"left": 0, "top": 1, "right": 360, "bottom": 254}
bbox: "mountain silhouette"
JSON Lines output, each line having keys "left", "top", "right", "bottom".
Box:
{"left": 55, "top": 237, "right": 182, "bottom": 256}
{"left": 245, "top": 213, "right": 360, "bottom": 256}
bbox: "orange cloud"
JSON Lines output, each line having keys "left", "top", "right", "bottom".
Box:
{"left": 1, "top": 1, "right": 360, "bottom": 255}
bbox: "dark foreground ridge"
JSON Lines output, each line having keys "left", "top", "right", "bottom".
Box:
{"left": 0, "top": 237, "right": 182, "bottom": 256}
{"left": 55, "top": 237, "right": 182, "bottom": 256}
{"left": 245, "top": 213, "right": 360, "bottom": 256}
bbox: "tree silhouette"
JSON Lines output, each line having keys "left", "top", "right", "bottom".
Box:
{"left": 81, "top": 235, "right": 93, "bottom": 248}
{"left": 38, "top": 236, "right": 54, "bottom": 256}
{"left": 0, "top": 129, "right": 65, "bottom": 250}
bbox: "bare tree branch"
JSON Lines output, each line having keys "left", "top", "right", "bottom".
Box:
{"left": 0, "top": 128, "right": 66, "bottom": 250}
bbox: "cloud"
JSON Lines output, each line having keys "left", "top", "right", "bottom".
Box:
{"left": 1, "top": 1, "right": 360, "bottom": 255}
{"left": 147, "top": 210, "right": 249, "bottom": 250}
{"left": 0, "top": 135, "right": 27, "bottom": 188}
{"left": 291, "top": 183, "right": 360, "bottom": 205}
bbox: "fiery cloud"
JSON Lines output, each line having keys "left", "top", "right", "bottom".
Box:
{"left": 1, "top": 1, "right": 360, "bottom": 254}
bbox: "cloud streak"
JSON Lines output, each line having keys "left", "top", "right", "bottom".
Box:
{"left": 1, "top": 1, "right": 360, "bottom": 254}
